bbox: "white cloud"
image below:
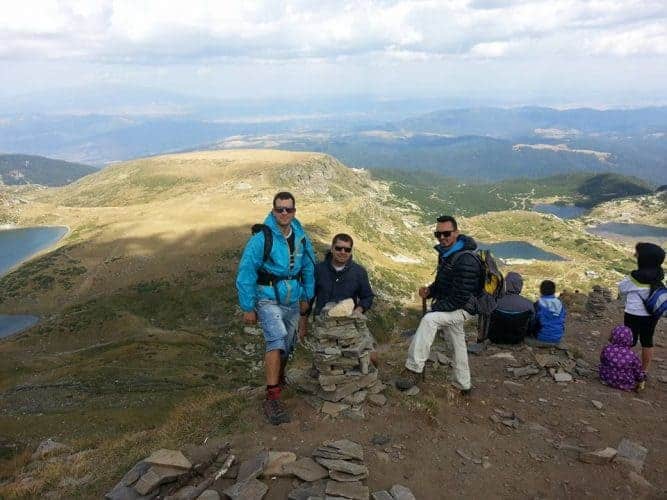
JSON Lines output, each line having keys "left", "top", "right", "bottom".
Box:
{"left": 0, "top": 0, "right": 665, "bottom": 64}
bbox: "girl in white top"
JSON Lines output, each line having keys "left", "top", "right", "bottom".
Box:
{"left": 618, "top": 242, "right": 664, "bottom": 373}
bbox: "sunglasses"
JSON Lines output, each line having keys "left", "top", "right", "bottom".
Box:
{"left": 434, "top": 230, "right": 454, "bottom": 238}
{"left": 334, "top": 245, "right": 352, "bottom": 253}
{"left": 273, "top": 206, "right": 296, "bottom": 214}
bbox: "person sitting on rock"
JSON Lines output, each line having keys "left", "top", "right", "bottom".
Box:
{"left": 599, "top": 325, "right": 646, "bottom": 391}
{"left": 487, "top": 272, "right": 534, "bottom": 345}
{"left": 309, "top": 233, "right": 377, "bottom": 364}
{"left": 619, "top": 242, "right": 665, "bottom": 372}
{"left": 527, "top": 279, "right": 566, "bottom": 346}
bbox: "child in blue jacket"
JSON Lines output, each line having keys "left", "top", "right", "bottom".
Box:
{"left": 531, "top": 280, "right": 566, "bottom": 344}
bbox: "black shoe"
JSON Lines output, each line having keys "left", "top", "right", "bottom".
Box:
{"left": 396, "top": 368, "right": 424, "bottom": 391}
{"left": 263, "top": 399, "right": 290, "bottom": 425}
{"left": 460, "top": 388, "right": 472, "bottom": 397}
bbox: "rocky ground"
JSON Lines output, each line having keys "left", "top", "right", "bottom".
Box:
{"left": 8, "top": 300, "right": 666, "bottom": 499}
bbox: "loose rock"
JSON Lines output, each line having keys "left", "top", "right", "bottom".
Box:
{"left": 389, "top": 484, "right": 417, "bottom": 500}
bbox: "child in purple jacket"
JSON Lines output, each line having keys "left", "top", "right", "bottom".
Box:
{"left": 599, "top": 325, "right": 646, "bottom": 391}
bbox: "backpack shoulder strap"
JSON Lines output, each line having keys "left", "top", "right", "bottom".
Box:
{"left": 250, "top": 223, "right": 273, "bottom": 265}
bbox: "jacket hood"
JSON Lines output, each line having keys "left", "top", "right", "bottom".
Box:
{"left": 539, "top": 295, "right": 563, "bottom": 316}
{"left": 610, "top": 325, "right": 633, "bottom": 347}
{"left": 505, "top": 272, "right": 523, "bottom": 294}
{"left": 631, "top": 242, "right": 665, "bottom": 284}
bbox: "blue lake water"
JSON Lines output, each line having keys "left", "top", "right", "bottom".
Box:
{"left": 533, "top": 203, "right": 587, "bottom": 219}
{"left": 0, "top": 226, "right": 67, "bottom": 339}
{"left": 588, "top": 222, "right": 667, "bottom": 239}
{"left": 479, "top": 241, "right": 565, "bottom": 261}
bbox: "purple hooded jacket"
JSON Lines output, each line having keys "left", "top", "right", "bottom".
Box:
{"left": 599, "top": 325, "right": 646, "bottom": 391}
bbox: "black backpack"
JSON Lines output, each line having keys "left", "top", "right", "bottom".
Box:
{"left": 251, "top": 223, "right": 273, "bottom": 265}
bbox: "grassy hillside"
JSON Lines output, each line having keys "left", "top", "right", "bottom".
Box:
{"left": 372, "top": 170, "right": 653, "bottom": 220}
{"left": 0, "top": 149, "right": 641, "bottom": 497}
{"left": 0, "top": 154, "right": 96, "bottom": 186}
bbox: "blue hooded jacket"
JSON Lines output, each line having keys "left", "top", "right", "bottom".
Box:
{"left": 534, "top": 295, "right": 566, "bottom": 343}
{"left": 236, "top": 212, "right": 316, "bottom": 311}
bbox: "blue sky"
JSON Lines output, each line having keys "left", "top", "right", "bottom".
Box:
{"left": 1, "top": 0, "right": 666, "bottom": 107}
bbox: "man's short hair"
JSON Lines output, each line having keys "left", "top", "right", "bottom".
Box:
{"left": 436, "top": 215, "right": 458, "bottom": 230}
{"left": 540, "top": 280, "right": 556, "bottom": 296}
{"left": 332, "top": 233, "right": 353, "bottom": 248}
{"left": 273, "top": 191, "right": 295, "bottom": 207}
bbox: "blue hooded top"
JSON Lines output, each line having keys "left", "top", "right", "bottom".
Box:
{"left": 236, "top": 211, "right": 316, "bottom": 311}
{"left": 534, "top": 294, "right": 566, "bottom": 343}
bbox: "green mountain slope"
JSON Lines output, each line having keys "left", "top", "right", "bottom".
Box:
{"left": 0, "top": 154, "right": 96, "bottom": 186}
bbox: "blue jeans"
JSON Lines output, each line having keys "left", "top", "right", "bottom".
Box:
{"left": 257, "top": 300, "right": 300, "bottom": 359}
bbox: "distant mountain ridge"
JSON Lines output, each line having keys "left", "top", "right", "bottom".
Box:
{"left": 0, "top": 154, "right": 96, "bottom": 186}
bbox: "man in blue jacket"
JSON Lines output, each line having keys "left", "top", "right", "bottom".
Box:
{"left": 236, "top": 192, "right": 316, "bottom": 425}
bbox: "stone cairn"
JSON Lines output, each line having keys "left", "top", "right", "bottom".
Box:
{"left": 586, "top": 285, "right": 613, "bottom": 319}
{"left": 291, "top": 299, "right": 387, "bottom": 418}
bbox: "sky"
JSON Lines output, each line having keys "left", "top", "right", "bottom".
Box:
{"left": 1, "top": 0, "right": 666, "bottom": 107}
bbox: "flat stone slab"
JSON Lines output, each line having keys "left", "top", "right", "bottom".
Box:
{"left": 372, "top": 491, "right": 394, "bottom": 500}
{"left": 404, "top": 386, "right": 420, "bottom": 396}
{"left": 32, "top": 438, "right": 70, "bottom": 461}
{"left": 223, "top": 478, "right": 269, "bottom": 500}
{"left": 616, "top": 439, "right": 648, "bottom": 472}
{"left": 591, "top": 400, "right": 603, "bottom": 410}
{"left": 368, "top": 394, "right": 387, "bottom": 406}
{"left": 330, "top": 469, "right": 369, "bottom": 482}
{"left": 198, "top": 491, "right": 220, "bottom": 500}
{"left": 283, "top": 457, "right": 329, "bottom": 482}
{"left": 144, "top": 449, "right": 192, "bottom": 470}
{"left": 512, "top": 366, "right": 541, "bottom": 377}
{"left": 318, "top": 440, "right": 364, "bottom": 461}
{"left": 262, "top": 451, "right": 297, "bottom": 477}
{"left": 490, "top": 352, "right": 516, "bottom": 362}
{"left": 288, "top": 479, "right": 327, "bottom": 500}
{"left": 321, "top": 401, "right": 350, "bottom": 417}
{"left": 326, "top": 480, "right": 370, "bottom": 500}
{"left": 553, "top": 371, "right": 573, "bottom": 382}
{"left": 237, "top": 451, "right": 269, "bottom": 482}
{"left": 579, "top": 447, "right": 617, "bottom": 464}
{"left": 315, "top": 458, "right": 369, "bottom": 476}
{"left": 134, "top": 465, "right": 185, "bottom": 495}
{"left": 389, "top": 484, "right": 417, "bottom": 500}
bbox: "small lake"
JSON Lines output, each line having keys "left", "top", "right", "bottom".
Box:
{"left": 479, "top": 241, "right": 565, "bottom": 261}
{"left": 0, "top": 226, "right": 67, "bottom": 339}
{"left": 587, "top": 223, "right": 667, "bottom": 240}
{"left": 533, "top": 203, "right": 587, "bottom": 219}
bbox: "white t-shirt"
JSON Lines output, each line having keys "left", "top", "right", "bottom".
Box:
{"left": 618, "top": 276, "right": 650, "bottom": 316}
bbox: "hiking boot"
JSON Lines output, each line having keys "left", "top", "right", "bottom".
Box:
{"left": 263, "top": 399, "right": 290, "bottom": 425}
{"left": 395, "top": 368, "right": 424, "bottom": 391}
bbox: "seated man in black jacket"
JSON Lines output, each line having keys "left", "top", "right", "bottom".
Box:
{"left": 399, "top": 215, "right": 482, "bottom": 396}
{"left": 487, "top": 271, "right": 534, "bottom": 344}
{"left": 313, "top": 233, "right": 374, "bottom": 316}
{"left": 310, "top": 233, "right": 376, "bottom": 363}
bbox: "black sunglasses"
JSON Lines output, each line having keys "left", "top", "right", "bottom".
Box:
{"left": 334, "top": 245, "right": 352, "bottom": 253}
{"left": 434, "top": 230, "right": 454, "bottom": 238}
{"left": 273, "top": 206, "right": 296, "bottom": 214}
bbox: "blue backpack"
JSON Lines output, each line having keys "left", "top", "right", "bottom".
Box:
{"left": 642, "top": 285, "right": 667, "bottom": 318}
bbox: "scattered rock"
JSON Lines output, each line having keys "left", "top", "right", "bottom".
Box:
{"left": 372, "top": 491, "right": 393, "bottom": 500}
{"left": 512, "top": 366, "right": 541, "bottom": 377}
{"left": 591, "top": 400, "right": 603, "bottom": 410}
{"left": 223, "top": 478, "right": 268, "bottom": 500}
{"left": 375, "top": 451, "right": 390, "bottom": 463}
{"left": 368, "top": 394, "right": 387, "bottom": 406}
{"left": 553, "top": 371, "right": 573, "bottom": 383}
{"left": 282, "top": 457, "right": 329, "bottom": 482}
{"left": 237, "top": 451, "right": 269, "bottom": 482}
{"left": 314, "top": 458, "right": 369, "bottom": 477}
{"left": 262, "top": 451, "right": 296, "bottom": 477}
{"left": 197, "top": 491, "right": 220, "bottom": 500}
{"left": 330, "top": 469, "right": 369, "bottom": 482}
{"left": 404, "top": 386, "right": 420, "bottom": 396}
{"left": 287, "top": 479, "right": 327, "bottom": 500}
{"left": 325, "top": 479, "right": 370, "bottom": 500}
{"left": 467, "top": 343, "right": 485, "bottom": 354}
{"left": 371, "top": 434, "right": 391, "bottom": 446}
{"left": 31, "top": 438, "right": 70, "bottom": 461}
{"left": 389, "top": 484, "right": 417, "bottom": 500}
{"left": 321, "top": 401, "right": 350, "bottom": 418}
{"left": 324, "top": 298, "right": 356, "bottom": 317}
{"left": 490, "top": 352, "right": 516, "bottom": 362}
{"left": 616, "top": 439, "right": 648, "bottom": 472}
{"left": 315, "top": 440, "right": 364, "bottom": 461}
{"left": 144, "top": 449, "right": 192, "bottom": 470}
{"left": 134, "top": 465, "right": 186, "bottom": 495}
{"left": 579, "top": 447, "right": 617, "bottom": 464}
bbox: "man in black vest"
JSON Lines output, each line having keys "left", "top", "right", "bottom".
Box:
{"left": 398, "top": 215, "right": 482, "bottom": 395}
